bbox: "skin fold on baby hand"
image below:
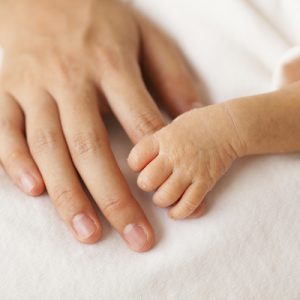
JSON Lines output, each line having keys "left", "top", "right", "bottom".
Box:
{"left": 128, "top": 104, "right": 245, "bottom": 219}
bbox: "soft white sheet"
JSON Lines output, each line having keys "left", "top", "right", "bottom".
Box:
{"left": 1, "top": 1, "right": 300, "bottom": 299}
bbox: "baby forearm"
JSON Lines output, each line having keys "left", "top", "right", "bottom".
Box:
{"left": 225, "top": 82, "right": 300, "bottom": 156}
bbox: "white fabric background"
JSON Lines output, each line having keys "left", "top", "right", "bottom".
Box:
{"left": 0, "top": 1, "right": 300, "bottom": 299}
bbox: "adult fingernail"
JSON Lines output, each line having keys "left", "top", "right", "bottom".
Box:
{"left": 20, "top": 174, "right": 36, "bottom": 194}
{"left": 72, "top": 213, "right": 97, "bottom": 240}
{"left": 123, "top": 224, "right": 148, "bottom": 252}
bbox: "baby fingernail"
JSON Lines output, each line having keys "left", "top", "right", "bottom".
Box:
{"left": 123, "top": 224, "right": 148, "bottom": 252}
{"left": 20, "top": 174, "right": 36, "bottom": 194}
{"left": 72, "top": 213, "right": 97, "bottom": 240}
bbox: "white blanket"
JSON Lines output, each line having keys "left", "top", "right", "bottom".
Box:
{"left": 1, "top": 1, "right": 300, "bottom": 299}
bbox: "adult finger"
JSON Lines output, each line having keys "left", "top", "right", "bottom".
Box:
{"left": 98, "top": 54, "right": 166, "bottom": 144}
{"left": 138, "top": 13, "right": 209, "bottom": 117}
{"left": 0, "top": 92, "right": 44, "bottom": 195}
{"left": 18, "top": 89, "right": 102, "bottom": 244}
{"left": 52, "top": 83, "right": 155, "bottom": 252}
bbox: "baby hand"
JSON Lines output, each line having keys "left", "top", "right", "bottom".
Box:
{"left": 128, "top": 104, "right": 245, "bottom": 219}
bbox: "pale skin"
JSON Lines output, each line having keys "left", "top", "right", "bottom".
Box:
{"left": 128, "top": 81, "right": 300, "bottom": 219}
{"left": 0, "top": 0, "right": 206, "bottom": 252}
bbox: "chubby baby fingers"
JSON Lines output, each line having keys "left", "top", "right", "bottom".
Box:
{"left": 0, "top": 93, "right": 44, "bottom": 195}
{"left": 168, "top": 181, "right": 211, "bottom": 219}
{"left": 128, "top": 135, "right": 159, "bottom": 172}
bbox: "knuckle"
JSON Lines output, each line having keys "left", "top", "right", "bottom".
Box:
{"left": 101, "top": 197, "right": 127, "bottom": 218}
{"left": 30, "top": 128, "right": 60, "bottom": 155}
{"left": 50, "top": 54, "right": 82, "bottom": 88}
{"left": 70, "top": 131, "right": 106, "bottom": 157}
{"left": 7, "top": 54, "right": 40, "bottom": 88}
{"left": 183, "top": 201, "right": 198, "bottom": 215}
{"left": 95, "top": 46, "right": 124, "bottom": 71}
{"left": 133, "top": 112, "right": 164, "bottom": 140}
{"left": 52, "top": 186, "right": 78, "bottom": 213}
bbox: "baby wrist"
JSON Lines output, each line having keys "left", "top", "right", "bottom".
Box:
{"left": 221, "top": 101, "right": 249, "bottom": 158}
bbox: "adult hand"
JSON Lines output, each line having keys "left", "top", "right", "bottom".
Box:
{"left": 0, "top": 0, "right": 205, "bottom": 252}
